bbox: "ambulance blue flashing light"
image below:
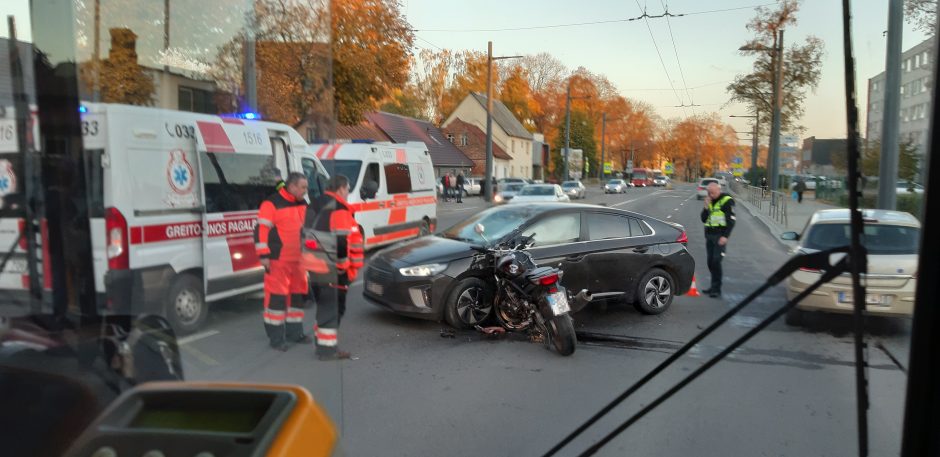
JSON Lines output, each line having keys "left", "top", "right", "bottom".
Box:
{"left": 78, "top": 105, "right": 88, "bottom": 113}
{"left": 221, "top": 111, "right": 262, "bottom": 120}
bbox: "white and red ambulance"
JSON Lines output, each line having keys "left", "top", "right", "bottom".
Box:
{"left": 312, "top": 142, "right": 438, "bottom": 248}
{"left": 0, "top": 103, "right": 332, "bottom": 333}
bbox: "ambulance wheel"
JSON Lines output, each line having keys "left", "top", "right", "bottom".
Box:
{"left": 166, "top": 274, "right": 207, "bottom": 335}
{"left": 419, "top": 219, "right": 431, "bottom": 237}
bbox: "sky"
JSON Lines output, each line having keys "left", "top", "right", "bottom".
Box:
{"left": 403, "top": 0, "right": 930, "bottom": 140}
{"left": 1, "top": 0, "right": 930, "bottom": 141}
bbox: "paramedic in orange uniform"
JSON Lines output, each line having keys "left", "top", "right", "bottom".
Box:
{"left": 301, "top": 175, "right": 364, "bottom": 360}
{"left": 255, "top": 172, "right": 311, "bottom": 351}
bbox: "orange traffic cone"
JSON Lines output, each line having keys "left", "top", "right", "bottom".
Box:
{"left": 687, "top": 275, "right": 701, "bottom": 297}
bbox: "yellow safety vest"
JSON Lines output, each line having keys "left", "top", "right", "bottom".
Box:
{"left": 705, "top": 195, "right": 732, "bottom": 227}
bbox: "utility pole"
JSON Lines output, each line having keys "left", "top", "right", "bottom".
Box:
{"left": 485, "top": 41, "right": 495, "bottom": 201}
{"left": 483, "top": 42, "right": 522, "bottom": 201}
{"left": 878, "top": 0, "right": 903, "bottom": 209}
{"left": 768, "top": 29, "right": 784, "bottom": 193}
{"left": 563, "top": 83, "right": 572, "bottom": 181}
{"left": 600, "top": 112, "right": 606, "bottom": 180}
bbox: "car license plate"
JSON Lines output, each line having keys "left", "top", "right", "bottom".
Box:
{"left": 838, "top": 292, "right": 888, "bottom": 306}
{"left": 546, "top": 292, "right": 570, "bottom": 315}
{"left": 366, "top": 281, "right": 384, "bottom": 296}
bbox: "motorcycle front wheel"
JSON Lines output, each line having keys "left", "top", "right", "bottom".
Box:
{"left": 547, "top": 315, "right": 576, "bottom": 356}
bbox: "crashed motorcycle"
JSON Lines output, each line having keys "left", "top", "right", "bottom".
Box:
{"left": 467, "top": 224, "right": 590, "bottom": 356}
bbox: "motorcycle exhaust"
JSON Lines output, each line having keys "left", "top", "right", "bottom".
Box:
{"left": 571, "top": 289, "right": 593, "bottom": 312}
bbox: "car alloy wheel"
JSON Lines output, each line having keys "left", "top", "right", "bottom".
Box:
{"left": 456, "top": 286, "right": 491, "bottom": 325}
{"left": 644, "top": 276, "right": 671, "bottom": 309}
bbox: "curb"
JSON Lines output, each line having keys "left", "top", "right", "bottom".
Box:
{"left": 732, "top": 192, "right": 798, "bottom": 251}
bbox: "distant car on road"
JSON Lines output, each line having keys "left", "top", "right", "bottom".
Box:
{"left": 511, "top": 184, "right": 570, "bottom": 203}
{"left": 697, "top": 178, "right": 720, "bottom": 199}
{"left": 363, "top": 203, "right": 696, "bottom": 326}
{"left": 896, "top": 181, "right": 925, "bottom": 194}
{"left": 605, "top": 179, "right": 629, "bottom": 194}
{"left": 499, "top": 177, "right": 531, "bottom": 187}
{"left": 780, "top": 209, "right": 921, "bottom": 325}
{"left": 652, "top": 174, "right": 668, "bottom": 186}
{"left": 494, "top": 182, "right": 525, "bottom": 203}
{"left": 631, "top": 168, "right": 653, "bottom": 187}
{"left": 561, "top": 180, "right": 586, "bottom": 199}
{"left": 463, "top": 177, "right": 482, "bottom": 196}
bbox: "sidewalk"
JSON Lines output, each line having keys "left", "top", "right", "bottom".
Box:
{"left": 733, "top": 190, "right": 838, "bottom": 250}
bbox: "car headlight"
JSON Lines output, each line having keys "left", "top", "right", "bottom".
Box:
{"left": 494, "top": 195, "right": 504, "bottom": 202}
{"left": 399, "top": 263, "right": 449, "bottom": 277}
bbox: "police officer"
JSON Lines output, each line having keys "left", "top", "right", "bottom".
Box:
{"left": 256, "top": 172, "right": 311, "bottom": 351}
{"left": 700, "top": 182, "right": 735, "bottom": 298}
{"left": 301, "top": 175, "right": 364, "bottom": 360}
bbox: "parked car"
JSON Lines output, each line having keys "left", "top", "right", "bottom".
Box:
{"left": 696, "top": 178, "right": 720, "bottom": 199}
{"left": 896, "top": 181, "right": 925, "bottom": 194}
{"left": 499, "top": 177, "right": 530, "bottom": 187}
{"left": 363, "top": 203, "right": 696, "bottom": 325}
{"left": 493, "top": 183, "right": 525, "bottom": 203}
{"left": 463, "top": 177, "right": 483, "bottom": 196}
{"left": 511, "top": 184, "right": 570, "bottom": 203}
{"left": 605, "top": 179, "right": 629, "bottom": 194}
{"left": 780, "top": 209, "right": 921, "bottom": 325}
{"left": 561, "top": 180, "right": 586, "bottom": 199}
{"left": 712, "top": 176, "right": 729, "bottom": 189}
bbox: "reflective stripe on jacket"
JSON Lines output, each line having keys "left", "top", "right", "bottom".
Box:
{"left": 255, "top": 187, "right": 307, "bottom": 261}
{"left": 700, "top": 193, "right": 735, "bottom": 237}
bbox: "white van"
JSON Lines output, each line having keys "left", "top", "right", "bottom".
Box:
{"left": 0, "top": 103, "right": 331, "bottom": 333}
{"left": 312, "top": 142, "right": 437, "bottom": 248}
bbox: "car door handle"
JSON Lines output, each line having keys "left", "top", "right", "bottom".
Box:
{"left": 632, "top": 247, "right": 649, "bottom": 253}
{"left": 566, "top": 254, "right": 584, "bottom": 261}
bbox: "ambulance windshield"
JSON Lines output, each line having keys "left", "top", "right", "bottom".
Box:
{"left": 320, "top": 160, "right": 362, "bottom": 190}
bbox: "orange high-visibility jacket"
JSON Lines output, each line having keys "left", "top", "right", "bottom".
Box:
{"left": 301, "top": 191, "right": 364, "bottom": 283}
{"left": 255, "top": 188, "right": 307, "bottom": 262}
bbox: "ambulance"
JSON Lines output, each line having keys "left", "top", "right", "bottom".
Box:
{"left": 312, "top": 141, "right": 438, "bottom": 248}
{"left": 0, "top": 103, "right": 333, "bottom": 334}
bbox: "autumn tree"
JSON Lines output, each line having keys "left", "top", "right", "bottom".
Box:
{"left": 500, "top": 65, "right": 539, "bottom": 131}
{"left": 439, "top": 51, "right": 491, "bottom": 122}
{"left": 727, "top": 0, "right": 824, "bottom": 136}
{"left": 905, "top": 0, "right": 937, "bottom": 35}
{"left": 380, "top": 84, "right": 429, "bottom": 120}
{"left": 80, "top": 28, "right": 155, "bottom": 105}
{"left": 332, "top": 0, "right": 414, "bottom": 124}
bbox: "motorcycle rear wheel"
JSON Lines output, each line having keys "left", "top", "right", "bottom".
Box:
{"left": 547, "top": 315, "right": 576, "bottom": 356}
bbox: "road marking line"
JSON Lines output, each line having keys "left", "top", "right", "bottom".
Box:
{"left": 178, "top": 329, "right": 220, "bottom": 345}
{"left": 674, "top": 208, "right": 679, "bottom": 211}
{"left": 667, "top": 215, "right": 672, "bottom": 218}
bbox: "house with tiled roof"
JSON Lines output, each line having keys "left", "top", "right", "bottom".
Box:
{"left": 442, "top": 92, "right": 535, "bottom": 179}
{"left": 330, "top": 112, "right": 474, "bottom": 178}
{"left": 442, "top": 119, "right": 513, "bottom": 177}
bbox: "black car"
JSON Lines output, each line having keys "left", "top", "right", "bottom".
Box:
{"left": 363, "top": 203, "right": 695, "bottom": 327}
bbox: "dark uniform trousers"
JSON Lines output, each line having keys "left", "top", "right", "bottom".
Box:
{"left": 704, "top": 230, "right": 727, "bottom": 292}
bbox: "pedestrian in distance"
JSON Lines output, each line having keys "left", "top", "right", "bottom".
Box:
{"left": 441, "top": 174, "right": 450, "bottom": 202}
{"left": 301, "top": 175, "right": 364, "bottom": 361}
{"left": 794, "top": 178, "right": 806, "bottom": 204}
{"left": 255, "top": 172, "right": 312, "bottom": 351}
{"left": 456, "top": 172, "right": 466, "bottom": 203}
{"left": 700, "top": 182, "right": 735, "bottom": 298}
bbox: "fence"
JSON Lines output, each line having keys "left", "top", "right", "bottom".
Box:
{"left": 737, "top": 183, "right": 788, "bottom": 227}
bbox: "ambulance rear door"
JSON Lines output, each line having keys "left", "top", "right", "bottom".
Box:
{"left": 194, "top": 118, "right": 274, "bottom": 302}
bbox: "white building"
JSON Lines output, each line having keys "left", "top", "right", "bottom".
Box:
{"left": 442, "top": 93, "right": 534, "bottom": 179}
{"left": 866, "top": 36, "right": 934, "bottom": 177}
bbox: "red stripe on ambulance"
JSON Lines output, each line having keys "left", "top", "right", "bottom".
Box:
{"left": 196, "top": 121, "right": 236, "bottom": 153}
{"left": 129, "top": 216, "right": 258, "bottom": 245}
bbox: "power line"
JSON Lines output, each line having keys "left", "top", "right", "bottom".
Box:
{"left": 620, "top": 80, "right": 729, "bottom": 91}
{"left": 411, "top": 3, "right": 775, "bottom": 33}
{"left": 634, "top": 0, "right": 685, "bottom": 114}
{"left": 660, "top": 0, "right": 696, "bottom": 114}
{"left": 414, "top": 34, "right": 444, "bottom": 51}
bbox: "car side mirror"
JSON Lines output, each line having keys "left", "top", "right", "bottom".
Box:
{"left": 474, "top": 223, "right": 485, "bottom": 235}
{"left": 780, "top": 231, "right": 800, "bottom": 241}
{"left": 361, "top": 180, "right": 379, "bottom": 200}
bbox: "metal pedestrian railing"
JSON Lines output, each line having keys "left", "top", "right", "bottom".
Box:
{"left": 739, "top": 184, "right": 788, "bottom": 227}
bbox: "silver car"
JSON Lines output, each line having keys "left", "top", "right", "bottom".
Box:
{"left": 561, "top": 180, "right": 586, "bottom": 199}
{"left": 493, "top": 183, "right": 525, "bottom": 203}
{"left": 604, "top": 179, "right": 628, "bottom": 194}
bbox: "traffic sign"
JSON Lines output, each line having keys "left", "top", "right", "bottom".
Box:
{"left": 733, "top": 157, "right": 744, "bottom": 165}
{"left": 664, "top": 162, "right": 674, "bottom": 175}
{"left": 603, "top": 162, "right": 612, "bottom": 173}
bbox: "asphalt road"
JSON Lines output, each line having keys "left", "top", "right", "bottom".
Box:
{"left": 180, "top": 183, "right": 911, "bottom": 456}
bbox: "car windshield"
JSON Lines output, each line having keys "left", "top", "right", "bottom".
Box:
{"left": 441, "top": 205, "right": 545, "bottom": 244}
{"left": 803, "top": 223, "right": 920, "bottom": 254}
{"left": 503, "top": 183, "right": 524, "bottom": 192}
{"left": 701, "top": 179, "right": 719, "bottom": 185}
{"left": 633, "top": 172, "right": 647, "bottom": 179}
{"left": 607, "top": 179, "right": 622, "bottom": 184}
{"left": 518, "top": 186, "right": 555, "bottom": 196}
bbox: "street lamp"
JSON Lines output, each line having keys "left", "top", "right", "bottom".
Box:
{"left": 563, "top": 81, "right": 591, "bottom": 181}
{"left": 483, "top": 41, "right": 523, "bottom": 202}
{"left": 730, "top": 112, "right": 760, "bottom": 185}
{"left": 740, "top": 29, "right": 784, "bottom": 193}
